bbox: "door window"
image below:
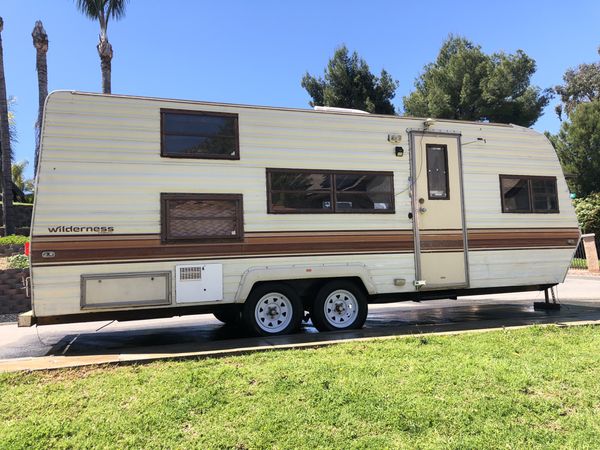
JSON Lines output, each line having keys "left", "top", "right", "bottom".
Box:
{"left": 426, "top": 144, "right": 449, "bottom": 200}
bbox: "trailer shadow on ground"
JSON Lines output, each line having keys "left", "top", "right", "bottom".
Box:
{"left": 42, "top": 299, "right": 600, "bottom": 359}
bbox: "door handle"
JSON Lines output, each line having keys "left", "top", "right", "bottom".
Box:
{"left": 419, "top": 207, "right": 427, "bottom": 213}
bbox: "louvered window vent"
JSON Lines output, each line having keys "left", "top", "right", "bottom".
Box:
{"left": 179, "top": 266, "right": 202, "bottom": 281}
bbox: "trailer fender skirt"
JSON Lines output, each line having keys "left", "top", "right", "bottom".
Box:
{"left": 234, "top": 263, "right": 377, "bottom": 302}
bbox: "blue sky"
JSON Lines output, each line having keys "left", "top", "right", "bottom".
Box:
{"left": 3, "top": 0, "right": 600, "bottom": 178}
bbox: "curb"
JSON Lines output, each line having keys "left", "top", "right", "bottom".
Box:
{"left": 1, "top": 319, "right": 600, "bottom": 374}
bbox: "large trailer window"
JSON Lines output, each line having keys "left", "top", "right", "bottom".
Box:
{"left": 161, "top": 109, "right": 239, "bottom": 160}
{"left": 267, "top": 169, "right": 394, "bottom": 213}
{"left": 161, "top": 193, "right": 243, "bottom": 243}
{"left": 500, "top": 175, "right": 559, "bottom": 213}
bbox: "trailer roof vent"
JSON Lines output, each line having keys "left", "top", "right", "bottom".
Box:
{"left": 313, "top": 106, "right": 369, "bottom": 115}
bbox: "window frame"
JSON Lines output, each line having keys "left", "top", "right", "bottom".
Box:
{"left": 499, "top": 174, "right": 559, "bottom": 214}
{"left": 160, "top": 193, "right": 244, "bottom": 244}
{"left": 425, "top": 144, "right": 450, "bottom": 201}
{"left": 266, "top": 168, "right": 395, "bottom": 214}
{"left": 160, "top": 108, "right": 240, "bottom": 160}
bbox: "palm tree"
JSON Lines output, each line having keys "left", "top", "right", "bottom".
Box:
{"left": 75, "top": 0, "right": 129, "bottom": 94}
{"left": 0, "top": 17, "right": 15, "bottom": 235}
{"left": 12, "top": 161, "right": 34, "bottom": 194}
{"left": 32, "top": 20, "right": 48, "bottom": 175}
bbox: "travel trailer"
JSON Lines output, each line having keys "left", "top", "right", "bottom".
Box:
{"left": 20, "top": 91, "right": 580, "bottom": 335}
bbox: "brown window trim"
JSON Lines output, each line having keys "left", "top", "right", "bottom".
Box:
{"left": 160, "top": 108, "right": 240, "bottom": 160}
{"left": 266, "top": 168, "right": 395, "bottom": 214}
{"left": 499, "top": 174, "right": 560, "bottom": 214}
{"left": 425, "top": 144, "right": 450, "bottom": 200}
{"left": 161, "top": 193, "right": 244, "bottom": 244}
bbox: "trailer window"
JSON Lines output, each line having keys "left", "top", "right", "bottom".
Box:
{"left": 161, "top": 109, "right": 239, "bottom": 160}
{"left": 267, "top": 169, "right": 394, "bottom": 213}
{"left": 425, "top": 144, "right": 449, "bottom": 200}
{"left": 161, "top": 193, "right": 243, "bottom": 242}
{"left": 500, "top": 175, "right": 559, "bottom": 213}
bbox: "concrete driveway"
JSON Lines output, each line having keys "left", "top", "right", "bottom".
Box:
{"left": 0, "top": 274, "right": 599, "bottom": 371}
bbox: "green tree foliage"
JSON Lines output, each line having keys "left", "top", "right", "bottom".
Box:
{"left": 550, "top": 100, "right": 600, "bottom": 197}
{"left": 573, "top": 193, "right": 600, "bottom": 240}
{"left": 554, "top": 48, "right": 600, "bottom": 120}
{"left": 403, "top": 35, "right": 551, "bottom": 126}
{"left": 301, "top": 45, "right": 398, "bottom": 114}
{"left": 12, "top": 160, "right": 33, "bottom": 193}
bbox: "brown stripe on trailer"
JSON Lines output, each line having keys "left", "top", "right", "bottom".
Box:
{"left": 30, "top": 230, "right": 415, "bottom": 264}
{"left": 30, "top": 228, "right": 580, "bottom": 265}
{"left": 467, "top": 228, "right": 580, "bottom": 249}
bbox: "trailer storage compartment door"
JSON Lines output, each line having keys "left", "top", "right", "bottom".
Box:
{"left": 81, "top": 272, "right": 171, "bottom": 309}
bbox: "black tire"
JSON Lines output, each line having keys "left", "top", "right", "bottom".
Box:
{"left": 242, "top": 283, "right": 303, "bottom": 336}
{"left": 311, "top": 280, "right": 368, "bottom": 332}
{"left": 212, "top": 307, "right": 241, "bottom": 325}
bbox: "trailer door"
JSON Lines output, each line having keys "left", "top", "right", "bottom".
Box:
{"left": 410, "top": 131, "right": 469, "bottom": 290}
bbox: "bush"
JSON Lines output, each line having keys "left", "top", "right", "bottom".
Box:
{"left": 7, "top": 254, "right": 29, "bottom": 269}
{"left": 574, "top": 193, "right": 600, "bottom": 236}
{"left": 0, "top": 235, "right": 29, "bottom": 246}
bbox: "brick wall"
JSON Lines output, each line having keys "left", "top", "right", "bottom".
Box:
{"left": 0, "top": 268, "right": 30, "bottom": 314}
{"left": 0, "top": 227, "right": 30, "bottom": 237}
{"left": 0, "top": 244, "right": 24, "bottom": 257}
{"left": 0, "top": 204, "right": 33, "bottom": 229}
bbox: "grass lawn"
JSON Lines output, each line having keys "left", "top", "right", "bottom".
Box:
{"left": 2, "top": 326, "right": 600, "bottom": 449}
{"left": 571, "top": 258, "right": 588, "bottom": 269}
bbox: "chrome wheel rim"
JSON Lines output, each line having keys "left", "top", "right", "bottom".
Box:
{"left": 323, "top": 289, "right": 358, "bottom": 328}
{"left": 254, "top": 292, "right": 293, "bottom": 333}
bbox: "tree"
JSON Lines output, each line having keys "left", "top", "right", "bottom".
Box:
{"left": 550, "top": 100, "right": 600, "bottom": 197}
{"left": 0, "top": 17, "right": 15, "bottom": 235}
{"left": 573, "top": 193, "right": 600, "bottom": 243}
{"left": 32, "top": 20, "right": 48, "bottom": 175}
{"left": 12, "top": 160, "right": 34, "bottom": 194}
{"left": 301, "top": 45, "right": 398, "bottom": 114}
{"left": 403, "top": 35, "right": 552, "bottom": 126}
{"left": 7, "top": 96, "right": 15, "bottom": 148}
{"left": 554, "top": 48, "right": 600, "bottom": 120}
{"left": 75, "top": 0, "right": 128, "bottom": 94}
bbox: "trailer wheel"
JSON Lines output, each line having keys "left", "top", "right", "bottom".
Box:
{"left": 212, "top": 308, "right": 241, "bottom": 325}
{"left": 311, "top": 280, "right": 368, "bottom": 332}
{"left": 242, "top": 283, "right": 303, "bottom": 336}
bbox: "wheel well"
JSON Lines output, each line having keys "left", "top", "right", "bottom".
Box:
{"left": 249, "top": 277, "right": 368, "bottom": 310}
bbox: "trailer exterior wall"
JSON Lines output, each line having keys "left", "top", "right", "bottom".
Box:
{"left": 29, "top": 91, "right": 579, "bottom": 320}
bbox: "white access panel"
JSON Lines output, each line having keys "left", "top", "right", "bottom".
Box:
{"left": 175, "top": 264, "right": 223, "bottom": 303}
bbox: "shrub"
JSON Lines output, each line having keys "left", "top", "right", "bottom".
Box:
{"left": 573, "top": 193, "right": 600, "bottom": 251}
{"left": 7, "top": 254, "right": 29, "bottom": 269}
{"left": 0, "top": 235, "right": 29, "bottom": 246}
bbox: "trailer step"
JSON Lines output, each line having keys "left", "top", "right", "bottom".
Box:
{"left": 18, "top": 310, "right": 37, "bottom": 327}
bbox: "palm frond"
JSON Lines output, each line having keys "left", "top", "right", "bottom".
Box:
{"left": 107, "top": 0, "right": 129, "bottom": 21}
{"left": 5, "top": 97, "right": 16, "bottom": 157}
{"left": 75, "top": 0, "right": 129, "bottom": 21}
{"left": 74, "top": 0, "right": 104, "bottom": 20}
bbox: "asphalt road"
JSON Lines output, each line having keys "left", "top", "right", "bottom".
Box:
{"left": 1, "top": 275, "right": 599, "bottom": 362}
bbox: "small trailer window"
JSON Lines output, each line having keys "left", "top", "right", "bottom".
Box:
{"left": 161, "top": 109, "right": 239, "bottom": 159}
{"left": 161, "top": 193, "right": 243, "bottom": 242}
{"left": 426, "top": 144, "right": 449, "bottom": 200}
{"left": 267, "top": 169, "right": 394, "bottom": 213}
{"left": 500, "top": 175, "right": 559, "bottom": 213}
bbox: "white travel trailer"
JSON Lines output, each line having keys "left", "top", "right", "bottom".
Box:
{"left": 21, "top": 91, "right": 580, "bottom": 335}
